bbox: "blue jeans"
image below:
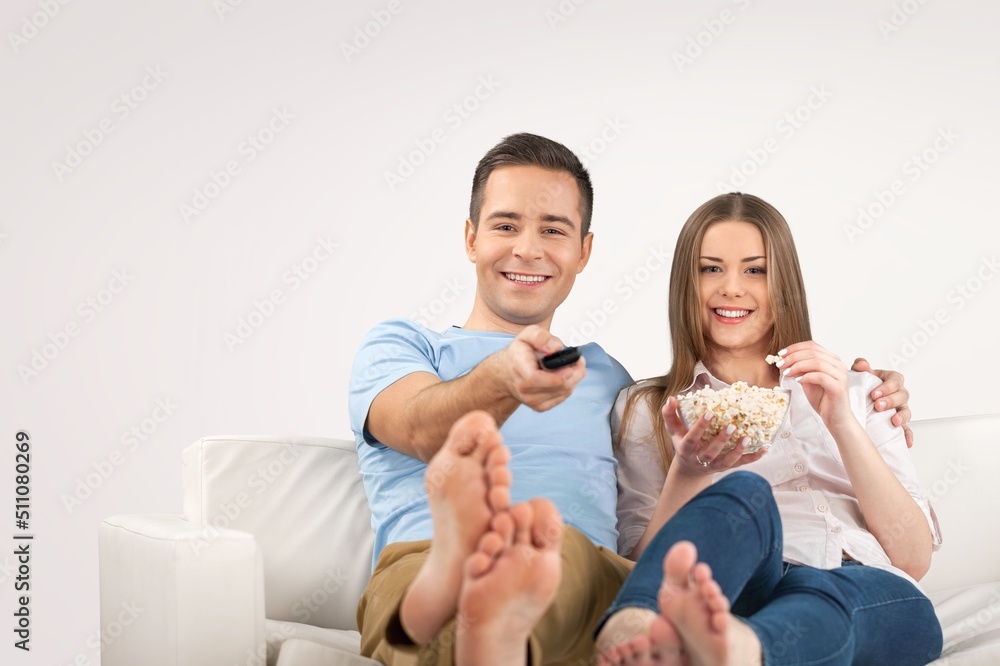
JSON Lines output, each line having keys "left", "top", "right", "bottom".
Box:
{"left": 601, "top": 472, "right": 942, "bottom": 665}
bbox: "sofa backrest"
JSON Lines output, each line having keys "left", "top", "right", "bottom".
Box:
{"left": 182, "top": 436, "right": 373, "bottom": 631}
{"left": 179, "top": 415, "right": 999, "bottom": 632}
{"left": 910, "top": 414, "right": 1000, "bottom": 593}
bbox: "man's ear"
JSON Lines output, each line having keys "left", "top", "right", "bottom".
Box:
{"left": 577, "top": 231, "right": 594, "bottom": 273}
{"left": 464, "top": 219, "right": 477, "bottom": 262}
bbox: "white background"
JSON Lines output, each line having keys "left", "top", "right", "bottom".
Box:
{"left": 1, "top": 0, "right": 998, "bottom": 662}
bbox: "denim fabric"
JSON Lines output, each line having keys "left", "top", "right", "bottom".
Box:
{"left": 600, "top": 472, "right": 942, "bottom": 665}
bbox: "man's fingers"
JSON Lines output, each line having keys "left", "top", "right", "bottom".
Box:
{"left": 851, "top": 357, "right": 872, "bottom": 373}
{"left": 877, "top": 385, "right": 910, "bottom": 413}
{"left": 515, "top": 325, "right": 563, "bottom": 354}
{"left": 867, "top": 367, "right": 903, "bottom": 398}
{"left": 904, "top": 424, "right": 915, "bottom": 449}
{"left": 890, "top": 405, "right": 912, "bottom": 428}
{"left": 520, "top": 357, "right": 587, "bottom": 412}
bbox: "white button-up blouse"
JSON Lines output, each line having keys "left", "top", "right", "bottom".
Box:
{"left": 614, "top": 362, "right": 942, "bottom": 586}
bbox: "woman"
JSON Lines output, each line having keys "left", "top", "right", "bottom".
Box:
{"left": 596, "top": 193, "right": 942, "bottom": 665}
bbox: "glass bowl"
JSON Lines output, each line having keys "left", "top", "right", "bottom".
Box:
{"left": 677, "top": 382, "right": 791, "bottom": 454}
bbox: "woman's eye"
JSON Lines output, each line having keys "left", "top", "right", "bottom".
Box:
{"left": 700, "top": 265, "right": 720, "bottom": 273}
{"left": 747, "top": 267, "right": 766, "bottom": 275}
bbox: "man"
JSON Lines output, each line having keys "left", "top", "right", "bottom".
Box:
{"left": 348, "top": 133, "right": 911, "bottom": 664}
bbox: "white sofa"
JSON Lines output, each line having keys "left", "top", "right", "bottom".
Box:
{"left": 99, "top": 415, "right": 1000, "bottom": 665}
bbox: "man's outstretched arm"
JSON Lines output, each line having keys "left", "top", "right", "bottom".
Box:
{"left": 851, "top": 358, "right": 913, "bottom": 447}
{"left": 367, "top": 326, "right": 586, "bottom": 462}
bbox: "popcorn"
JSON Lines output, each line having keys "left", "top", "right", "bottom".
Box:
{"left": 765, "top": 354, "right": 782, "bottom": 365}
{"left": 677, "top": 382, "right": 790, "bottom": 454}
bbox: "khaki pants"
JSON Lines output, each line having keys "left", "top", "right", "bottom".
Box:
{"left": 357, "top": 526, "right": 634, "bottom": 665}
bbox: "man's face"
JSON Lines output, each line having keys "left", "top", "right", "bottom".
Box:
{"left": 464, "top": 165, "right": 593, "bottom": 333}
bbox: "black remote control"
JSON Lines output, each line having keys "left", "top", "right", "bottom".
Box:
{"left": 539, "top": 346, "right": 581, "bottom": 370}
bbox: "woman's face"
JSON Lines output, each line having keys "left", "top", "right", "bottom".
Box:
{"left": 698, "top": 220, "right": 774, "bottom": 358}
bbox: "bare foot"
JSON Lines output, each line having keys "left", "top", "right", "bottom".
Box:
{"left": 399, "top": 411, "right": 512, "bottom": 645}
{"left": 653, "top": 541, "right": 762, "bottom": 666}
{"left": 456, "top": 498, "right": 564, "bottom": 666}
{"left": 595, "top": 606, "right": 683, "bottom": 665}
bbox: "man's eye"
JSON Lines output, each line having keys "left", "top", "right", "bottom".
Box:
{"left": 497, "top": 224, "right": 515, "bottom": 232}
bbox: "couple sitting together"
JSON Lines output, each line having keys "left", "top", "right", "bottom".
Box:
{"left": 348, "top": 133, "right": 943, "bottom": 665}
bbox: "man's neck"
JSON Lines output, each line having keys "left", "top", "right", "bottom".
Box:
{"left": 462, "top": 306, "right": 553, "bottom": 335}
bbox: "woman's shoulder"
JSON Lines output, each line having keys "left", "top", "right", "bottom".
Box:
{"left": 613, "top": 379, "right": 664, "bottom": 439}
{"left": 615, "top": 378, "right": 663, "bottom": 409}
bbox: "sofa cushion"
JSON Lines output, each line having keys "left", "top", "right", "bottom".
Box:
{"left": 275, "top": 637, "right": 381, "bottom": 666}
{"left": 930, "top": 582, "right": 1000, "bottom": 664}
{"left": 266, "top": 620, "right": 379, "bottom": 665}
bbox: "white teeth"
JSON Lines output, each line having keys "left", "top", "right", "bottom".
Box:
{"left": 715, "top": 308, "right": 750, "bottom": 318}
{"left": 505, "top": 273, "right": 547, "bottom": 284}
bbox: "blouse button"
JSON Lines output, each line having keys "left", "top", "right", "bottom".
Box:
{"left": 781, "top": 431, "right": 791, "bottom": 439}
{"left": 794, "top": 462, "right": 805, "bottom": 473}
{"left": 818, "top": 504, "right": 829, "bottom": 513}
{"left": 831, "top": 525, "right": 841, "bottom": 533}
{"left": 797, "top": 485, "right": 809, "bottom": 492}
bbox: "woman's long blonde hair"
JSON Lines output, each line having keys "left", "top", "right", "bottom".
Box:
{"left": 617, "top": 193, "right": 812, "bottom": 471}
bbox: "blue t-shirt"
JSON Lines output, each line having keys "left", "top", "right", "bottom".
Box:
{"left": 348, "top": 318, "right": 633, "bottom": 569}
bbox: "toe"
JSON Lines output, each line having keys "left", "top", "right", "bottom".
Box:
{"left": 486, "top": 442, "right": 511, "bottom": 469}
{"left": 692, "top": 561, "right": 713, "bottom": 585}
{"left": 489, "top": 511, "right": 515, "bottom": 544}
{"left": 527, "top": 498, "right": 564, "bottom": 549}
{"left": 509, "top": 503, "right": 534, "bottom": 545}
{"left": 476, "top": 528, "right": 505, "bottom": 560}
{"left": 488, "top": 483, "right": 511, "bottom": 514}
{"left": 465, "top": 550, "right": 493, "bottom": 578}
{"left": 662, "top": 541, "right": 697, "bottom": 594}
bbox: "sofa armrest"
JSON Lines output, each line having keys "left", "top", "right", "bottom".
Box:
{"left": 99, "top": 513, "right": 266, "bottom": 666}
{"left": 910, "top": 414, "right": 1000, "bottom": 593}
{"left": 182, "top": 436, "right": 375, "bottom": 631}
